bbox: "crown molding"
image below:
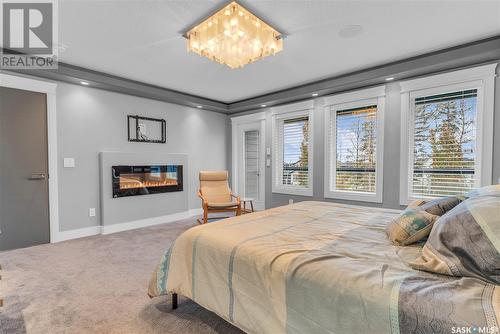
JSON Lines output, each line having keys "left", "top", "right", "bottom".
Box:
{"left": 2, "top": 35, "right": 499, "bottom": 115}
{"left": 228, "top": 35, "right": 500, "bottom": 114}
{"left": 1, "top": 54, "right": 228, "bottom": 114}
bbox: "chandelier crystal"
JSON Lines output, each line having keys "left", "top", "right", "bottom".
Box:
{"left": 186, "top": 1, "right": 283, "bottom": 69}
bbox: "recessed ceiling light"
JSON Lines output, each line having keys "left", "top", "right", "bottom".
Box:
{"left": 312, "top": 93, "right": 319, "bottom": 97}
{"left": 261, "top": 104, "right": 267, "bottom": 108}
{"left": 196, "top": 105, "right": 203, "bottom": 109}
{"left": 80, "top": 81, "right": 89, "bottom": 86}
{"left": 385, "top": 77, "right": 395, "bottom": 81}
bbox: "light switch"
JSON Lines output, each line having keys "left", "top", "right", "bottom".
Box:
{"left": 266, "top": 147, "right": 271, "bottom": 155}
{"left": 63, "top": 158, "right": 75, "bottom": 168}
{"left": 266, "top": 158, "right": 271, "bottom": 167}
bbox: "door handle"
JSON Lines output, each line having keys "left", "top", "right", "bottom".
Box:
{"left": 28, "top": 173, "right": 46, "bottom": 180}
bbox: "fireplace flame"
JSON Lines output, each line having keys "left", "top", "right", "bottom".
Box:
{"left": 119, "top": 176, "right": 178, "bottom": 189}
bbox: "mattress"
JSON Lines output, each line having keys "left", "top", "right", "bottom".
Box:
{"left": 148, "top": 201, "right": 500, "bottom": 333}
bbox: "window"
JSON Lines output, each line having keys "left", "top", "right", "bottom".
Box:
{"left": 272, "top": 101, "right": 313, "bottom": 196}
{"left": 324, "top": 87, "right": 385, "bottom": 202}
{"left": 335, "top": 106, "right": 377, "bottom": 192}
{"left": 411, "top": 90, "right": 477, "bottom": 197}
{"left": 400, "top": 64, "right": 496, "bottom": 204}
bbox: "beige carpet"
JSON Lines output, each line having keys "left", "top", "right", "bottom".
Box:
{"left": 0, "top": 218, "right": 244, "bottom": 334}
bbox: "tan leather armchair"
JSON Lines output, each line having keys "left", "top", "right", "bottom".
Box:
{"left": 197, "top": 171, "right": 241, "bottom": 224}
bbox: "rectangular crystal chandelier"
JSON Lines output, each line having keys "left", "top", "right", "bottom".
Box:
{"left": 186, "top": 1, "right": 283, "bottom": 69}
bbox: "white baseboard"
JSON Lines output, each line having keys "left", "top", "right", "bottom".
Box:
{"left": 101, "top": 210, "right": 193, "bottom": 235}
{"left": 55, "top": 225, "right": 102, "bottom": 242}
{"left": 52, "top": 208, "right": 203, "bottom": 242}
{"left": 189, "top": 208, "right": 203, "bottom": 217}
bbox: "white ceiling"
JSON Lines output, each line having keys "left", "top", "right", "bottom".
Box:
{"left": 59, "top": 0, "right": 500, "bottom": 103}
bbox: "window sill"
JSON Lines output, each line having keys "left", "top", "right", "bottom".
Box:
{"left": 272, "top": 186, "right": 313, "bottom": 197}
{"left": 325, "top": 190, "right": 382, "bottom": 203}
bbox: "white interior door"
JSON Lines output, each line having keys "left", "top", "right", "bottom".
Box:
{"left": 233, "top": 120, "right": 265, "bottom": 211}
{"left": 244, "top": 129, "right": 259, "bottom": 198}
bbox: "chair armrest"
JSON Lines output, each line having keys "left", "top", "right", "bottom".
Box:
{"left": 198, "top": 190, "right": 208, "bottom": 207}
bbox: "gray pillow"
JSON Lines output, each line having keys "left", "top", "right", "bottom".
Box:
{"left": 418, "top": 196, "right": 464, "bottom": 216}
{"left": 410, "top": 196, "right": 500, "bottom": 284}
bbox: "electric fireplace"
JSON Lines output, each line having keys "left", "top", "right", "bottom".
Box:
{"left": 112, "top": 165, "right": 183, "bottom": 198}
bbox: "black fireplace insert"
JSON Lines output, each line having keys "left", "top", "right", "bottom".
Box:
{"left": 112, "top": 165, "right": 183, "bottom": 198}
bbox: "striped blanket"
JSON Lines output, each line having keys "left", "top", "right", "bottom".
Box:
{"left": 148, "top": 201, "right": 499, "bottom": 334}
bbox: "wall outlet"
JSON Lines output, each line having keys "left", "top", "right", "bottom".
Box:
{"left": 289, "top": 199, "right": 294, "bottom": 205}
{"left": 89, "top": 208, "right": 96, "bottom": 217}
{"left": 266, "top": 158, "right": 271, "bottom": 167}
{"left": 266, "top": 147, "right": 271, "bottom": 155}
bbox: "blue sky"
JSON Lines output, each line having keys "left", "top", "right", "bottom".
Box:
{"left": 283, "top": 120, "right": 306, "bottom": 164}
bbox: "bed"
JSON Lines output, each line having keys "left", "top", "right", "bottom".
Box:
{"left": 148, "top": 201, "right": 500, "bottom": 333}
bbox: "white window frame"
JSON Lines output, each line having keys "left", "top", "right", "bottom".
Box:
{"left": 399, "top": 64, "right": 497, "bottom": 205}
{"left": 323, "top": 86, "right": 385, "bottom": 203}
{"left": 272, "top": 100, "right": 314, "bottom": 196}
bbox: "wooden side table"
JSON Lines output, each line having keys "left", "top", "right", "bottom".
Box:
{"left": 241, "top": 198, "right": 254, "bottom": 214}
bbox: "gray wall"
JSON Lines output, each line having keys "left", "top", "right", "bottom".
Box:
{"left": 57, "top": 82, "right": 227, "bottom": 232}
{"left": 15, "top": 61, "right": 500, "bottom": 232}
{"left": 231, "top": 63, "right": 500, "bottom": 210}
